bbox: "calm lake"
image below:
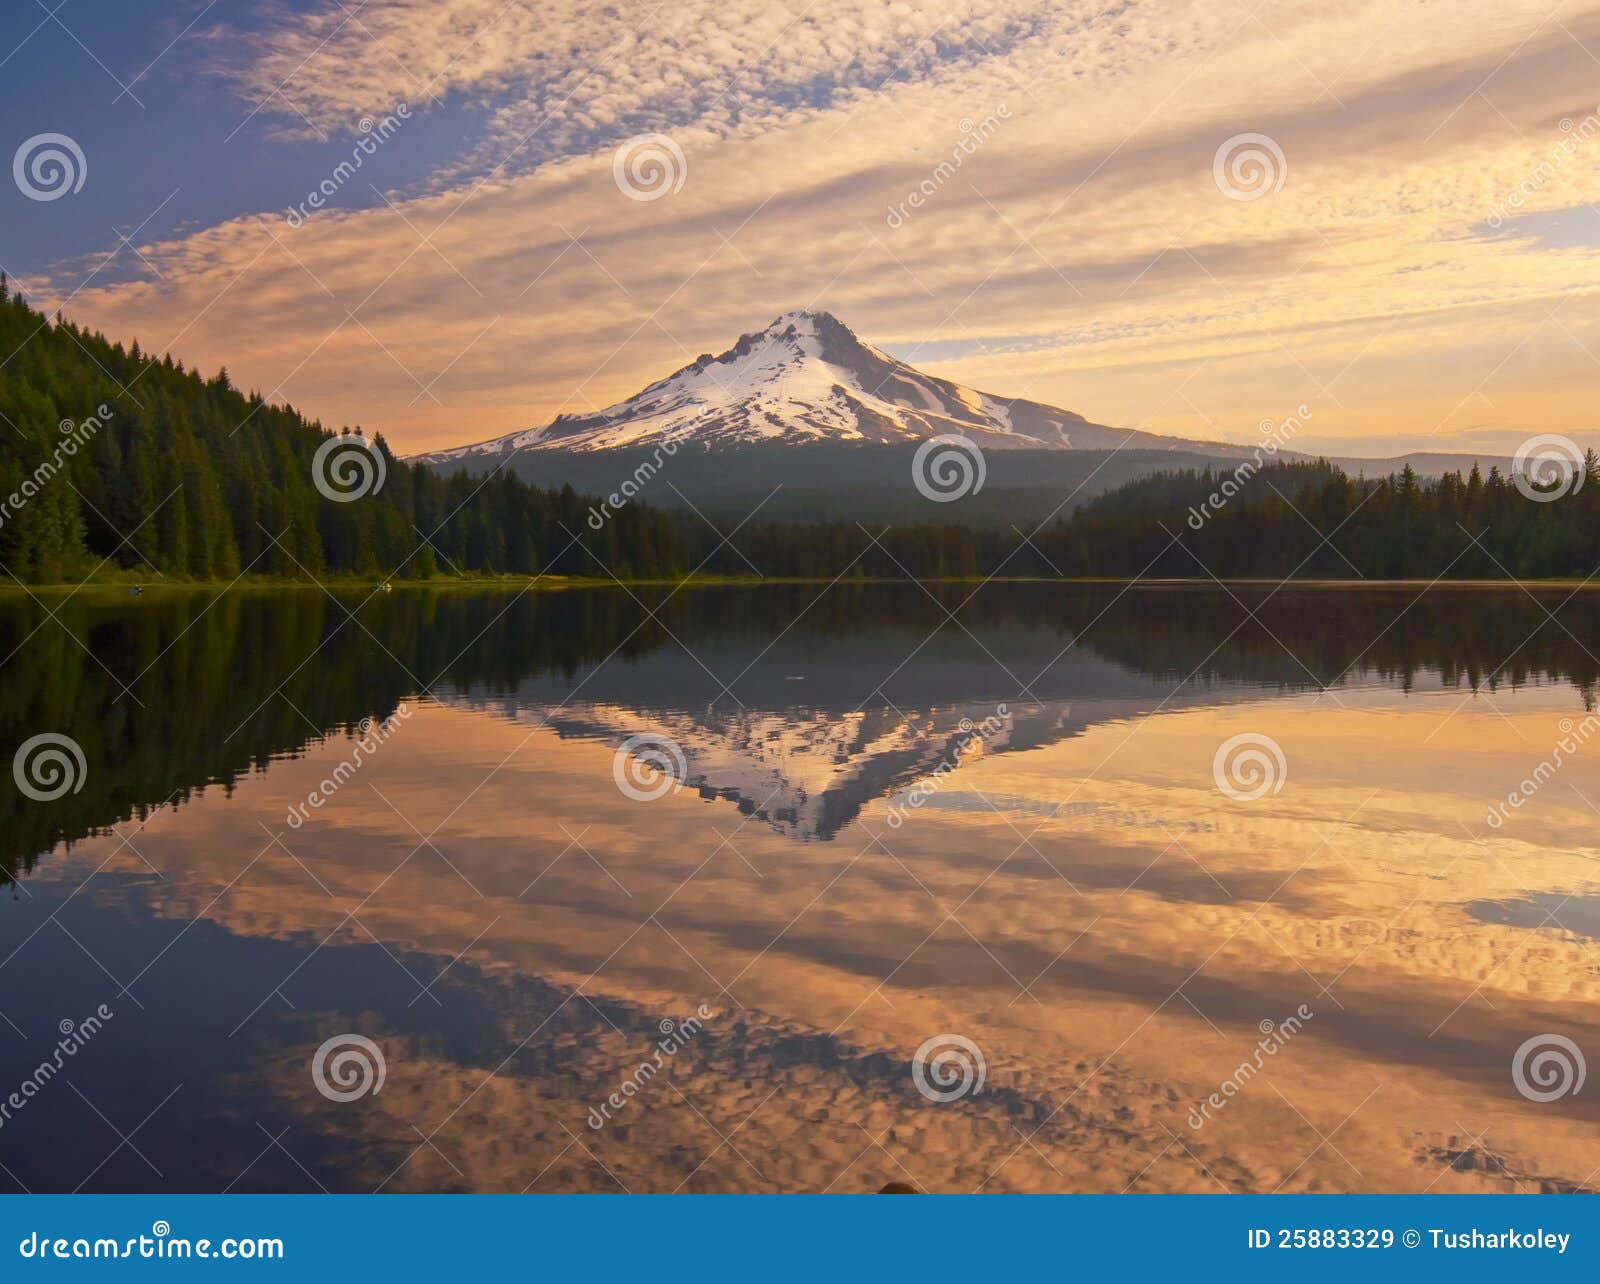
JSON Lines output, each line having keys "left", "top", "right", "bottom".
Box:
{"left": 2, "top": 582, "right": 1597, "bottom": 1193}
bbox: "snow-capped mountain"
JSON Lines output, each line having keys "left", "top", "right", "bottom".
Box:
{"left": 416, "top": 310, "right": 1236, "bottom": 464}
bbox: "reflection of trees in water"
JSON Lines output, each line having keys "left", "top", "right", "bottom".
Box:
{"left": 3, "top": 583, "right": 1597, "bottom": 883}
{"left": 1072, "top": 584, "right": 1600, "bottom": 699}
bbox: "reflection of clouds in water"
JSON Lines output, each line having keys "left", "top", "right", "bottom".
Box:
{"left": 1467, "top": 894, "right": 1600, "bottom": 942}
{"left": 891, "top": 790, "right": 1219, "bottom": 834}
{"left": 247, "top": 978, "right": 1220, "bottom": 1193}
{"left": 24, "top": 690, "right": 1600, "bottom": 1194}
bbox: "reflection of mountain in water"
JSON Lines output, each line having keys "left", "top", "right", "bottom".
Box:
{"left": 449, "top": 636, "right": 1285, "bottom": 840}
{"left": 6, "top": 581, "right": 1600, "bottom": 875}
{"left": 525, "top": 701, "right": 1053, "bottom": 841}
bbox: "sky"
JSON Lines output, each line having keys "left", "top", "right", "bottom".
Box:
{"left": 3, "top": 0, "right": 1600, "bottom": 456}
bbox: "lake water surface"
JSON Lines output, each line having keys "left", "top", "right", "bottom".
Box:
{"left": 2, "top": 582, "right": 1598, "bottom": 1193}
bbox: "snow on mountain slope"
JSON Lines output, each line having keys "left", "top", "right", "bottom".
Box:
{"left": 416, "top": 311, "right": 1230, "bottom": 464}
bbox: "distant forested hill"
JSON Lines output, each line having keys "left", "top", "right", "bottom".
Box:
{"left": 1055, "top": 454, "right": 1600, "bottom": 578}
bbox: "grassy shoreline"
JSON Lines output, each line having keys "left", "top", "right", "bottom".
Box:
{"left": 5, "top": 572, "right": 1600, "bottom": 600}
{"left": 0, "top": 573, "right": 766, "bottom": 600}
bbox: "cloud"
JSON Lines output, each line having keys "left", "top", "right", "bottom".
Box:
{"left": 216, "top": 0, "right": 1069, "bottom": 166}
{"left": 28, "top": 0, "right": 1600, "bottom": 452}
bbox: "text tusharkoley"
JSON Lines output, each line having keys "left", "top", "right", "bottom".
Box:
{"left": 1428, "top": 1228, "right": 1569, "bottom": 1253}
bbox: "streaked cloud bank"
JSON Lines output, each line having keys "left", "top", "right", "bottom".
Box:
{"left": 18, "top": 0, "right": 1600, "bottom": 453}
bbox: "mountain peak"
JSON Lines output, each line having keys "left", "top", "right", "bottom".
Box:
{"left": 416, "top": 313, "right": 1211, "bottom": 463}
{"left": 757, "top": 308, "right": 853, "bottom": 339}
{"left": 764, "top": 308, "right": 838, "bottom": 329}
{"left": 740, "top": 309, "right": 861, "bottom": 354}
